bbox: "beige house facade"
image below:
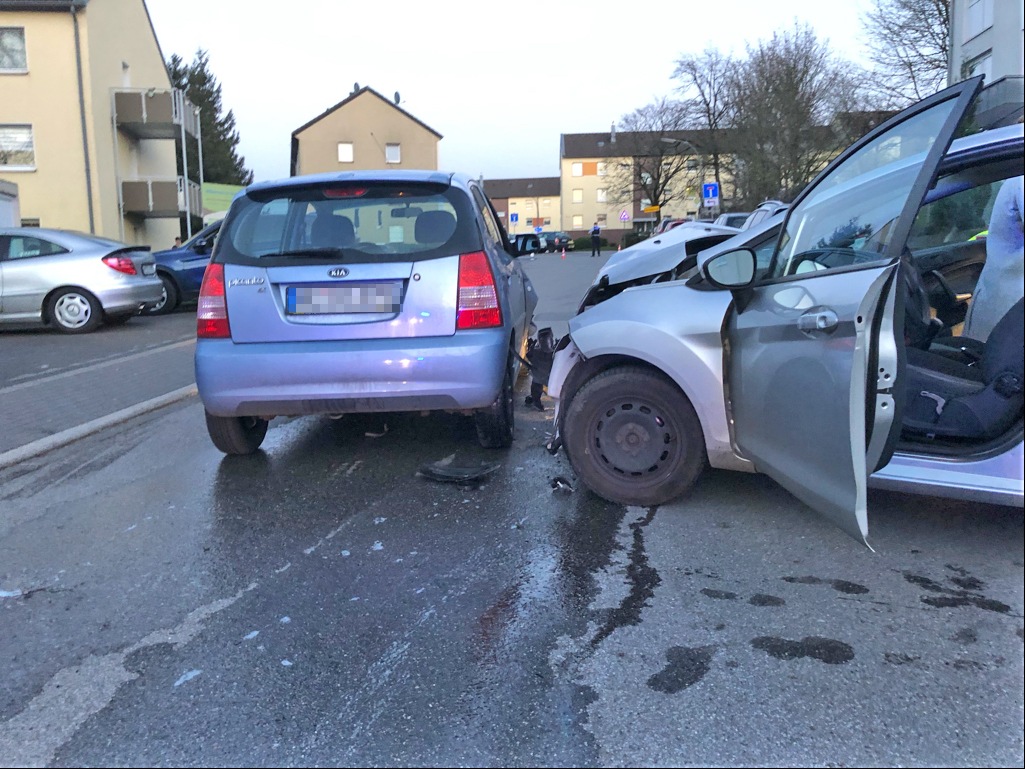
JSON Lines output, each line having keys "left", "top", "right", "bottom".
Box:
{"left": 482, "top": 177, "right": 561, "bottom": 238}
{"left": 290, "top": 86, "right": 441, "bottom": 176}
{"left": 0, "top": 0, "right": 193, "bottom": 248}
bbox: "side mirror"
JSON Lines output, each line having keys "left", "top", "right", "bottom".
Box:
{"left": 702, "top": 248, "right": 756, "bottom": 289}
{"left": 193, "top": 238, "right": 210, "bottom": 254}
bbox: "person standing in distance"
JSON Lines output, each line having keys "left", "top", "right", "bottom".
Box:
{"left": 590, "top": 222, "right": 601, "bottom": 257}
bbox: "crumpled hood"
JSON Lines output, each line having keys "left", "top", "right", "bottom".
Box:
{"left": 597, "top": 222, "right": 740, "bottom": 285}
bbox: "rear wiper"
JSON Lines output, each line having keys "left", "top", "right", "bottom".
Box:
{"left": 273, "top": 247, "right": 347, "bottom": 258}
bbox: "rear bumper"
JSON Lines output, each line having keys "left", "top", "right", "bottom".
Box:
{"left": 97, "top": 279, "right": 164, "bottom": 315}
{"left": 195, "top": 329, "right": 509, "bottom": 417}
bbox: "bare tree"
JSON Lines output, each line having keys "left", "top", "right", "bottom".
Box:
{"left": 672, "top": 48, "right": 736, "bottom": 207}
{"left": 728, "top": 24, "right": 869, "bottom": 207}
{"left": 861, "top": 0, "right": 950, "bottom": 106}
{"left": 605, "top": 98, "right": 703, "bottom": 224}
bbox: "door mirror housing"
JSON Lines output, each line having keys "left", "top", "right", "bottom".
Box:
{"left": 702, "top": 248, "right": 757, "bottom": 289}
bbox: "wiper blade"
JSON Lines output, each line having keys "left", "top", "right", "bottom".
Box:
{"left": 272, "top": 247, "right": 347, "bottom": 258}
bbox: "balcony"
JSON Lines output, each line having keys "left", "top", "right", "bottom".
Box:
{"left": 113, "top": 88, "right": 200, "bottom": 140}
{"left": 121, "top": 177, "right": 201, "bottom": 219}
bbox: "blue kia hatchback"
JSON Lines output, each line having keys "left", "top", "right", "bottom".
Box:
{"left": 194, "top": 171, "right": 538, "bottom": 454}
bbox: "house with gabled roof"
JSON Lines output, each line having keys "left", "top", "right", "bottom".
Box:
{"left": 290, "top": 86, "right": 442, "bottom": 176}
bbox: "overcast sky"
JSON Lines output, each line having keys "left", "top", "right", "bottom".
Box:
{"left": 144, "top": 0, "right": 878, "bottom": 184}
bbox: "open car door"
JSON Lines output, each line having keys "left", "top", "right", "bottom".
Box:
{"left": 721, "top": 77, "right": 984, "bottom": 545}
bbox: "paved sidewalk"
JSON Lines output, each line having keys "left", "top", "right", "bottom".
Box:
{"left": 0, "top": 339, "right": 197, "bottom": 456}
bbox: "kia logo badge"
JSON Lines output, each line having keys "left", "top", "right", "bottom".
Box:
{"left": 328, "top": 268, "right": 349, "bottom": 278}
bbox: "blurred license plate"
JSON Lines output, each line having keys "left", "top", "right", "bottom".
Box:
{"left": 142, "top": 264, "right": 156, "bottom": 275}
{"left": 286, "top": 283, "right": 401, "bottom": 315}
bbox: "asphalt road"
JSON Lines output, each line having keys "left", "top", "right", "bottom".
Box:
{"left": 0, "top": 251, "right": 1022, "bottom": 767}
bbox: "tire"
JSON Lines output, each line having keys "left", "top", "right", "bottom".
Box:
{"left": 475, "top": 355, "right": 515, "bottom": 448}
{"left": 47, "top": 288, "right": 102, "bottom": 334}
{"left": 145, "top": 274, "right": 179, "bottom": 316}
{"left": 205, "top": 411, "right": 269, "bottom": 455}
{"left": 562, "top": 366, "right": 707, "bottom": 506}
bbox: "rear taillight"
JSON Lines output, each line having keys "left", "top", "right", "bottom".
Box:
{"left": 456, "top": 251, "right": 502, "bottom": 330}
{"left": 102, "top": 255, "right": 137, "bottom": 275}
{"left": 197, "top": 263, "right": 230, "bottom": 338}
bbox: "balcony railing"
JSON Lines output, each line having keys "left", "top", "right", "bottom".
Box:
{"left": 121, "top": 177, "right": 201, "bottom": 219}
{"left": 113, "top": 88, "right": 200, "bottom": 140}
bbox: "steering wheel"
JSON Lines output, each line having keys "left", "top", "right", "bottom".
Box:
{"left": 901, "top": 251, "right": 943, "bottom": 349}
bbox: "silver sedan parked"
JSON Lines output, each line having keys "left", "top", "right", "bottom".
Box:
{"left": 0, "top": 228, "right": 163, "bottom": 333}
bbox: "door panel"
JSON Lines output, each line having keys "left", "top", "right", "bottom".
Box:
{"left": 725, "top": 77, "right": 984, "bottom": 544}
{"left": 727, "top": 264, "right": 898, "bottom": 542}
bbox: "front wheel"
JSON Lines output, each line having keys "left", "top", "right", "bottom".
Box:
{"left": 562, "top": 366, "right": 707, "bottom": 506}
{"left": 205, "top": 411, "right": 269, "bottom": 455}
{"left": 474, "top": 356, "right": 514, "bottom": 448}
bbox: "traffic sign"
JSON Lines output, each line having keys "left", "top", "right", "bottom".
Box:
{"left": 510, "top": 212, "right": 519, "bottom": 223}
{"left": 619, "top": 210, "right": 630, "bottom": 221}
{"left": 535, "top": 226, "right": 543, "bottom": 233}
{"left": 702, "top": 182, "right": 719, "bottom": 208}
{"left": 642, "top": 205, "right": 660, "bottom": 213}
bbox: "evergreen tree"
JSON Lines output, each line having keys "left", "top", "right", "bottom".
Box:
{"left": 166, "top": 49, "right": 253, "bottom": 186}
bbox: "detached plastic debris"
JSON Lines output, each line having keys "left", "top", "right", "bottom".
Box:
{"left": 418, "top": 454, "right": 501, "bottom": 484}
{"left": 550, "top": 476, "right": 574, "bottom": 493}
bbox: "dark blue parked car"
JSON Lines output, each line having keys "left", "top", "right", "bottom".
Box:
{"left": 144, "top": 220, "right": 222, "bottom": 315}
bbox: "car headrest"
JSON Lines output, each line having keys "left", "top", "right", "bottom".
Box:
{"left": 311, "top": 214, "right": 355, "bottom": 247}
{"left": 415, "top": 210, "right": 456, "bottom": 244}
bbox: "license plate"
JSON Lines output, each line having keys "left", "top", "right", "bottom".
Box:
{"left": 142, "top": 263, "right": 156, "bottom": 276}
{"left": 286, "top": 283, "right": 402, "bottom": 315}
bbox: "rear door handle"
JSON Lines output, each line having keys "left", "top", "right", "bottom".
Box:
{"left": 797, "top": 309, "right": 838, "bottom": 332}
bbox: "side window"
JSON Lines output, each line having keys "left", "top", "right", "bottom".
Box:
{"left": 767, "top": 94, "right": 968, "bottom": 280}
{"left": 471, "top": 186, "right": 503, "bottom": 246}
{"left": 907, "top": 179, "right": 997, "bottom": 251}
{"left": 8, "top": 236, "right": 68, "bottom": 259}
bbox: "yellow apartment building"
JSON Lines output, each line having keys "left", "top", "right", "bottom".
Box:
{"left": 0, "top": 0, "right": 196, "bottom": 248}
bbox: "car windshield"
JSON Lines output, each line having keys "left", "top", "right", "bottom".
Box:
{"left": 216, "top": 182, "right": 479, "bottom": 264}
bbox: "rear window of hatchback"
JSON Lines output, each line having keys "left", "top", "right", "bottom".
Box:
{"left": 214, "top": 181, "right": 481, "bottom": 266}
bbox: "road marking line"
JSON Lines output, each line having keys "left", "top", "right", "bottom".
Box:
{"left": 0, "top": 385, "right": 198, "bottom": 470}
{"left": 0, "top": 338, "right": 195, "bottom": 396}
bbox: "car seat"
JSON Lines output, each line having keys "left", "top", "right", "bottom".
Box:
{"left": 415, "top": 210, "right": 456, "bottom": 245}
{"left": 311, "top": 214, "right": 355, "bottom": 247}
{"left": 902, "top": 298, "right": 1024, "bottom": 440}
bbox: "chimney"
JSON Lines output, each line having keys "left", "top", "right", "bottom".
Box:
{"left": 610, "top": 123, "right": 616, "bottom": 143}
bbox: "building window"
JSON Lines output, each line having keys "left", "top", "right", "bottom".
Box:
{"left": 596, "top": 188, "right": 607, "bottom": 203}
{"left": 0, "top": 124, "right": 35, "bottom": 169}
{"left": 542, "top": 198, "right": 550, "bottom": 207}
{"left": 0, "top": 28, "right": 27, "bottom": 72}
{"left": 572, "top": 189, "right": 583, "bottom": 204}
{"left": 20, "top": 217, "right": 40, "bottom": 227}
{"left": 968, "top": 51, "right": 993, "bottom": 81}
{"left": 572, "top": 214, "right": 583, "bottom": 228}
{"left": 964, "top": 0, "right": 994, "bottom": 41}
{"left": 597, "top": 162, "right": 607, "bottom": 176}
{"left": 571, "top": 162, "right": 583, "bottom": 176}
{"left": 596, "top": 214, "right": 607, "bottom": 225}
{"left": 337, "top": 142, "right": 354, "bottom": 163}
{"left": 385, "top": 143, "right": 401, "bottom": 164}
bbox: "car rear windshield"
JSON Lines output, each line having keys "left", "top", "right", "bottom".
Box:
{"left": 214, "top": 181, "right": 480, "bottom": 265}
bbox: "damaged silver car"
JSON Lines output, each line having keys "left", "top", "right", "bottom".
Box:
{"left": 545, "top": 76, "right": 1024, "bottom": 545}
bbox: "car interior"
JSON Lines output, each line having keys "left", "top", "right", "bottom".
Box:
{"left": 896, "top": 164, "right": 1024, "bottom": 452}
